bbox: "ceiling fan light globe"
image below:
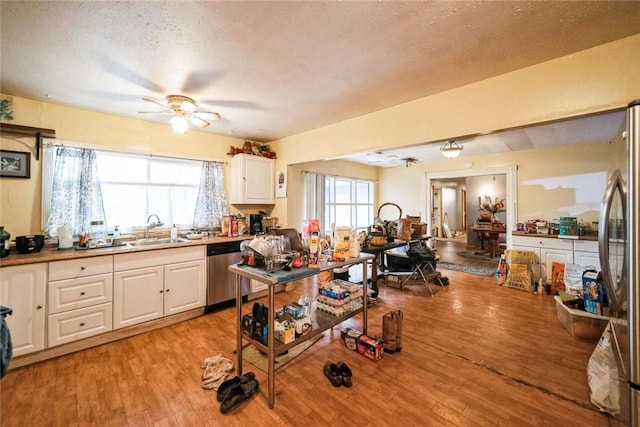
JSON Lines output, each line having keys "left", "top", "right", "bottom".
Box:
{"left": 170, "top": 115, "right": 189, "bottom": 134}
{"left": 180, "top": 100, "right": 196, "bottom": 112}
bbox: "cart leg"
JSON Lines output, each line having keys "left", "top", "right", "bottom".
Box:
{"left": 236, "top": 274, "right": 243, "bottom": 375}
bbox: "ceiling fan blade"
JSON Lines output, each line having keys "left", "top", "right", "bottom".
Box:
{"left": 137, "top": 111, "right": 173, "bottom": 115}
{"left": 193, "top": 111, "right": 221, "bottom": 121}
{"left": 142, "top": 97, "right": 171, "bottom": 111}
{"left": 187, "top": 114, "right": 210, "bottom": 128}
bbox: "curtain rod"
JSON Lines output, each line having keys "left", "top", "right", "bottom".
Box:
{"left": 42, "top": 140, "right": 228, "bottom": 165}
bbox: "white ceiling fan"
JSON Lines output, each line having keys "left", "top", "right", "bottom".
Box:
{"left": 138, "top": 94, "right": 221, "bottom": 133}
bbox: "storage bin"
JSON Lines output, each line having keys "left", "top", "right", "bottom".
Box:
{"left": 554, "top": 295, "right": 608, "bottom": 341}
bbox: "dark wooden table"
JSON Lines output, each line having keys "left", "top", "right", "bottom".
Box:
{"left": 361, "top": 239, "right": 408, "bottom": 296}
{"left": 471, "top": 227, "right": 503, "bottom": 257}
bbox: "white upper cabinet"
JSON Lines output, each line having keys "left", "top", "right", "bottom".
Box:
{"left": 230, "top": 154, "right": 275, "bottom": 204}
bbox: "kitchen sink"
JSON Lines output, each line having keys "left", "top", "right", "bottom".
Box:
{"left": 128, "top": 238, "right": 190, "bottom": 246}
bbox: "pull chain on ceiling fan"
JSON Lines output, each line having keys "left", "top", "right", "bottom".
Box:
{"left": 138, "top": 95, "right": 220, "bottom": 134}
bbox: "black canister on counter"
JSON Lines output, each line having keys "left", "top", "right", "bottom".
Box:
{"left": 0, "top": 226, "right": 10, "bottom": 257}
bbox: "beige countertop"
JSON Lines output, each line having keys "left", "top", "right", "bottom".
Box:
{"left": 510, "top": 231, "right": 598, "bottom": 241}
{"left": 0, "top": 234, "right": 253, "bottom": 267}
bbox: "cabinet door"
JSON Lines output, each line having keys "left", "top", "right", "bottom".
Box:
{"left": 540, "top": 248, "right": 574, "bottom": 283}
{"left": 0, "top": 263, "right": 47, "bottom": 356}
{"left": 113, "top": 266, "right": 163, "bottom": 329}
{"left": 164, "top": 260, "right": 205, "bottom": 316}
{"left": 574, "top": 251, "right": 601, "bottom": 271}
{"left": 231, "top": 154, "right": 275, "bottom": 204}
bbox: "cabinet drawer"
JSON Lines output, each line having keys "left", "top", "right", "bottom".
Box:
{"left": 48, "top": 273, "right": 113, "bottom": 314}
{"left": 114, "top": 246, "right": 205, "bottom": 271}
{"left": 48, "top": 302, "right": 113, "bottom": 347}
{"left": 572, "top": 239, "right": 599, "bottom": 253}
{"left": 510, "top": 235, "right": 573, "bottom": 251}
{"left": 49, "top": 256, "right": 113, "bottom": 281}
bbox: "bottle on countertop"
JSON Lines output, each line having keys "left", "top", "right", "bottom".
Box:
{"left": 88, "top": 220, "right": 107, "bottom": 248}
{"left": 171, "top": 224, "right": 178, "bottom": 240}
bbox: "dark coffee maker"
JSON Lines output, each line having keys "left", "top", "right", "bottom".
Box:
{"left": 249, "top": 214, "right": 264, "bottom": 234}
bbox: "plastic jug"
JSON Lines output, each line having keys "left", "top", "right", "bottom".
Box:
{"left": 57, "top": 223, "right": 73, "bottom": 250}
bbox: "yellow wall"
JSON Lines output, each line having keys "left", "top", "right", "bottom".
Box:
{"left": 377, "top": 139, "right": 612, "bottom": 227}
{"left": 0, "top": 96, "right": 245, "bottom": 237}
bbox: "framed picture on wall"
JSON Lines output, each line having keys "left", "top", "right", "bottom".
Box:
{"left": 0, "top": 149, "right": 30, "bottom": 178}
{"left": 276, "top": 170, "right": 287, "bottom": 198}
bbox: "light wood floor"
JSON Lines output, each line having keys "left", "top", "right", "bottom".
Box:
{"left": 1, "top": 270, "right": 609, "bottom": 426}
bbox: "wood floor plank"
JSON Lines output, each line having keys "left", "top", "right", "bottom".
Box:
{"left": 1, "top": 269, "right": 613, "bottom": 426}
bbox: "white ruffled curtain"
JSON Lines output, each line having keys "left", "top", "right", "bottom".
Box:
{"left": 49, "top": 147, "right": 106, "bottom": 236}
{"left": 193, "top": 161, "right": 228, "bottom": 229}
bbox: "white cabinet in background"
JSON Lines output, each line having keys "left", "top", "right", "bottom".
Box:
{"left": 510, "top": 235, "right": 574, "bottom": 284}
{"left": 0, "top": 263, "right": 47, "bottom": 356}
{"left": 230, "top": 154, "right": 275, "bottom": 204}
{"left": 572, "top": 239, "right": 601, "bottom": 271}
{"left": 113, "top": 246, "right": 206, "bottom": 329}
{"left": 47, "top": 256, "right": 113, "bottom": 347}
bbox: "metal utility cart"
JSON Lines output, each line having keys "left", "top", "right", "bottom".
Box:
{"left": 229, "top": 253, "right": 375, "bottom": 409}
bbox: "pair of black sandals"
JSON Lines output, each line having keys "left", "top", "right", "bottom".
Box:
{"left": 217, "top": 372, "right": 259, "bottom": 414}
{"left": 323, "top": 361, "right": 352, "bottom": 387}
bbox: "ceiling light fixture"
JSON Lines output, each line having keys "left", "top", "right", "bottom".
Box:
{"left": 170, "top": 114, "right": 189, "bottom": 134}
{"left": 440, "top": 141, "right": 463, "bottom": 158}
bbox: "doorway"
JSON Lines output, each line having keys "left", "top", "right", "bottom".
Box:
{"left": 425, "top": 166, "right": 517, "bottom": 269}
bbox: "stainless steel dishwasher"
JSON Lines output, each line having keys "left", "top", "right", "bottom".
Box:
{"left": 206, "top": 241, "right": 249, "bottom": 308}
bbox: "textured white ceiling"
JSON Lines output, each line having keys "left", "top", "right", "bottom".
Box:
{"left": 1, "top": 1, "right": 639, "bottom": 145}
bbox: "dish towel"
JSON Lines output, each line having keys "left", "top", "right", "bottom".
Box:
{"left": 0, "top": 305, "right": 13, "bottom": 378}
{"left": 201, "top": 353, "right": 234, "bottom": 390}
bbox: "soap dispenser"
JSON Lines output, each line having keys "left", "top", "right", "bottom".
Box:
{"left": 171, "top": 224, "right": 178, "bottom": 241}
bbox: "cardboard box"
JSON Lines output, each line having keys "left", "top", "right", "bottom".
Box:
{"left": 341, "top": 327, "right": 363, "bottom": 351}
{"left": 357, "top": 335, "right": 384, "bottom": 362}
{"left": 275, "top": 326, "right": 295, "bottom": 344}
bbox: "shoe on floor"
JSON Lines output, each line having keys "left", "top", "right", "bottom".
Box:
{"left": 323, "top": 362, "right": 342, "bottom": 387}
{"left": 336, "top": 361, "right": 352, "bottom": 387}
{"left": 220, "top": 378, "right": 259, "bottom": 414}
{"left": 217, "top": 372, "right": 256, "bottom": 402}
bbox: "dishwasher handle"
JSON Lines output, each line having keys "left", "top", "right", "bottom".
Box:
{"left": 207, "top": 241, "right": 243, "bottom": 256}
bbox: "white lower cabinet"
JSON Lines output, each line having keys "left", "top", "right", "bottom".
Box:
{"left": 113, "top": 246, "right": 205, "bottom": 329}
{"left": 0, "top": 263, "right": 47, "bottom": 356}
{"left": 164, "top": 260, "right": 206, "bottom": 316}
{"left": 573, "top": 239, "right": 601, "bottom": 271}
{"left": 510, "top": 236, "right": 574, "bottom": 284}
{"left": 113, "top": 266, "right": 164, "bottom": 329}
{"left": 47, "top": 256, "right": 114, "bottom": 347}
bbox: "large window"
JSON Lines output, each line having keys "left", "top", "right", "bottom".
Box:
{"left": 42, "top": 143, "right": 227, "bottom": 235}
{"left": 96, "top": 152, "right": 202, "bottom": 230}
{"left": 305, "top": 172, "right": 374, "bottom": 234}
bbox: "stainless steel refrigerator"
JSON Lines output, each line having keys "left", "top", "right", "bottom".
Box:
{"left": 599, "top": 99, "right": 640, "bottom": 425}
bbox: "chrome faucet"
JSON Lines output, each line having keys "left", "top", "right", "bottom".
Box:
{"left": 145, "top": 214, "right": 164, "bottom": 239}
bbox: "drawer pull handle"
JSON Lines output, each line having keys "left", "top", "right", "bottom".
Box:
{"left": 36, "top": 305, "right": 43, "bottom": 310}
{"left": 80, "top": 291, "right": 86, "bottom": 296}
{"left": 80, "top": 266, "right": 86, "bottom": 270}
{"left": 160, "top": 290, "right": 163, "bottom": 293}
{"left": 80, "top": 322, "right": 85, "bottom": 327}
{"left": 166, "top": 289, "right": 170, "bottom": 293}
